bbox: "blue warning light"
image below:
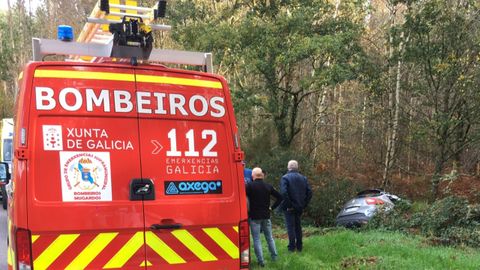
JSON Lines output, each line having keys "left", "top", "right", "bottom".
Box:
{"left": 57, "top": 25, "right": 74, "bottom": 41}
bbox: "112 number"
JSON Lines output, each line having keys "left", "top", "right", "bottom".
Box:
{"left": 167, "top": 129, "right": 217, "bottom": 157}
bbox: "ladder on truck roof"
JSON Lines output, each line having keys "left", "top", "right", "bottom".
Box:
{"left": 32, "top": 0, "right": 214, "bottom": 73}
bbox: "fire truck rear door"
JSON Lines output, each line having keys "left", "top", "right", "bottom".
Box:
{"left": 28, "top": 65, "right": 147, "bottom": 270}
{"left": 135, "top": 68, "right": 241, "bottom": 270}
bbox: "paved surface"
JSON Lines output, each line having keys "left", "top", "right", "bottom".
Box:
{"left": 1, "top": 208, "right": 7, "bottom": 269}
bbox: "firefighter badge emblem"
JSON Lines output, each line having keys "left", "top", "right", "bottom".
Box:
{"left": 59, "top": 151, "right": 112, "bottom": 202}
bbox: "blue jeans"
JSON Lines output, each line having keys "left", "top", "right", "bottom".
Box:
{"left": 284, "top": 210, "right": 303, "bottom": 251}
{"left": 249, "top": 219, "right": 278, "bottom": 264}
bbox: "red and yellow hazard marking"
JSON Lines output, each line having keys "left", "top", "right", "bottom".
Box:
{"left": 28, "top": 227, "right": 239, "bottom": 269}
{"left": 7, "top": 219, "right": 13, "bottom": 268}
{"left": 66, "top": 233, "right": 119, "bottom": 270}
{"left": 33, "top": 69, "right": 223, "bottom": 89}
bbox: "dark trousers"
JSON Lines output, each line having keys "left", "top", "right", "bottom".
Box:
{"left": 284, "top": 210, "right": 303, "bottom": 251}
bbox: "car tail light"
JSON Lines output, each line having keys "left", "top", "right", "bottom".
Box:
{"left": 366, "top": 198, "right": 384, "bottom": 205}
{"left": 15, "top": 228, "right": 32, "bottom": 270}
{"left": 239, "top": 219, "right": 250, "bottom": 269}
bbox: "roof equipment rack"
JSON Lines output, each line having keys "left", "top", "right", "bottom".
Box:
{"left": 33, "top": 0, "right": 213, "bottom": 73}
{"left": 32, "top": 38, "right": 214, "bottom": 73}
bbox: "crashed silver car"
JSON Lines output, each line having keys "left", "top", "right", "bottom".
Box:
{"left": 336, "top": 189, "right": 400, "bottom": 227}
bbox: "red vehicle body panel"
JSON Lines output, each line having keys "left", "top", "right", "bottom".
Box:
{"left": 7, "top": 62, "right": 248, "bottom": 270}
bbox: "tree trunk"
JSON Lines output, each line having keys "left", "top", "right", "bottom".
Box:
{"left": 361, "top": 95, "right": 367, "bottom": 146}
{"left": 383, "top": 36, "right": 403, "bottom": 187}
{"left": 407, "top": 97, "right": 414, "bottom": 178}
{"left": 334, "top": 0, "right": 341, "bottom": 19}
{"left": 382, "top": 5, "right": 405, "bottom": 188}
{"left": 432, "top": 154, "right": 445, "bottom": 200}
{"left": 332, "top": 85, "right": 342, "bottom": 170}
{"left": 336, "top": 85, "right": 342, "bottom": 170}
{"left": 332, "top": 86, "right": 338, "bottom": 170}
{"left": 313, "top": 89, "right": 327, "bottom": 162}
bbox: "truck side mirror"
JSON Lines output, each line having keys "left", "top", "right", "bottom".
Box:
{"left": 0, "top": 162, "right": 10, "bottom": 184}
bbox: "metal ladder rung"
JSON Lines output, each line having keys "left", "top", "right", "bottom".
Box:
{"left": 92, "top": 35, "right": 112, "bottom": 40}
{"left": 91, "top": 38, "right": 111, "bottom": 43}
{"left": 109, "top": 3, "right": 152, "bottom": 13}
{"left": 107, "top": 11, "right": 150, "bottom": 19}
{"left": 94, "top": 31, "right": 112, "bottom": 36}
{"left": 149, "top": 24, "right": 172, "bottom": 31}
{"left": 87, "top": 18, "right": 171, "bottom": 31}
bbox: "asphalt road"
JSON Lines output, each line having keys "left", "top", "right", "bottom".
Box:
{"left": 1, "top": 208, "right": 7, "bottom": 269}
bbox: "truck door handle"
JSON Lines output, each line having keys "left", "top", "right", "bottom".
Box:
{"left": 150, "top": 223, "right": 183, "bottom": 230}
{"left": 130, "top": 179, "right": 155, "bottom": 201}
{"left": 135, "top": 184, "right": 150, "bottom": 195}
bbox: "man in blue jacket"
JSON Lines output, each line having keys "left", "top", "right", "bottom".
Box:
{"left": 280, "top": 160, "right": 313, "bottom": 252}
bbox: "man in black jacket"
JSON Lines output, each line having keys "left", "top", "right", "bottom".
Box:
{"left": 280, "top": 160, "right": 313, "bottom": 252}
{"left": 246, "top": 167, "right": 283, "bottom": 267}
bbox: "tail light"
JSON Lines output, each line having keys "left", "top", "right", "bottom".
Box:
{"left": 15, "top": 228, "right": 32, "bottom": 270}
{"left": 239, "top": 219, "right": 250, "bottom": 269}
{"left": 366, "top": 198, "right": 384, "bottom": 205}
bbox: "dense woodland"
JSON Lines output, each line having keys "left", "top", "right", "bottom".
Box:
{"left": 1, "top": 0, "right": 480, "bottom": 214}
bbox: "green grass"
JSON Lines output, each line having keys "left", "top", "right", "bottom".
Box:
{"left": 249, "top": 227, "right": 480, "bottom": 269}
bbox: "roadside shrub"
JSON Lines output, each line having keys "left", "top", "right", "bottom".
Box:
{"left": 467, "top": 204, "right": 480, "bottom": 223}
{"left": 437, "top": 204, "right": 480, "bottom": 247}
{"left": 368, "top": 195, "right": 480, "bottom": 247}
{"left": 417, "top": 196, "right": 469, "bottom": 235}
{"left": 306, "top": 174, "right": 365, "bottom": 227}
{"left": 439, "top": 226, "right": 480, "bottom": 248}
{"left": 411, "top": 201, "right": 429, "bottom": 213}
{"left": 367, "top": 200, "right": 413, "bottom": 232}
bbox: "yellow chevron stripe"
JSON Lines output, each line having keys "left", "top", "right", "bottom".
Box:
{"left": 7, "top": 243, "right": 12, "bottom": 266}
{"left": 146, "top": 231, "right": 186, "bottom": 264}
{"left": 103, "top": 231, "right": 144, "bottom": 269}
{"left": 34, "top": 234, "right": 80, "bottom": 270}
{"left": 203, "top": 228, "right": 239, "bottom": 259}
{"left": 7, "top": 220, "right": 12, "bottom": 266}
{"left": 65, "top": 232, "right": 118, "bottom": 270}
{"left": 171, "top": 230, "right": 217, "bottom": 262}
{"left": 140, "top": 260, "right": 152, "bottom": 267}
{"left": 136, "top": 74, "right": 222, "bottom": 89}
{"left": 32, "top": 235, "right": 40, "bottom": 243}
{"left": 233, "top": 226, "right": 238, "bottom": 233}
{"left": 34, "top": 70, "right": 135, "bottom": 82}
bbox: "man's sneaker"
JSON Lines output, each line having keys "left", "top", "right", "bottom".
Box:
{"left": 258, "top": 262, "right": 265, "bottom": 267}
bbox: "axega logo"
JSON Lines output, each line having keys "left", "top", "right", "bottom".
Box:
{"left": 165, "top": 180, "right": 223, "bottom": 195}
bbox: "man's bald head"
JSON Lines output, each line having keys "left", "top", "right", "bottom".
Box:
{"left": 252, "top": 167, "right": 264, "bottom": 180}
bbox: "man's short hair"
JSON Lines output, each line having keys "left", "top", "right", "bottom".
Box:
{"left": 287, "top": 160, "right": 298, "bottom": 171}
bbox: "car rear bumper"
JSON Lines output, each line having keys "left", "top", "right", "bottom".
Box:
{"left": 336, "top": 213, "right": 370, "bottom": 227}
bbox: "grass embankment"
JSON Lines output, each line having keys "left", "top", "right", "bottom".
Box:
{"left": 250, "top": 228, "right": 480, "bottom": 269}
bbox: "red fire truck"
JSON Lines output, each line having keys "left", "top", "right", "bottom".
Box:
{"left": 2, "top": 1, "right": 249, "bottom": 269}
